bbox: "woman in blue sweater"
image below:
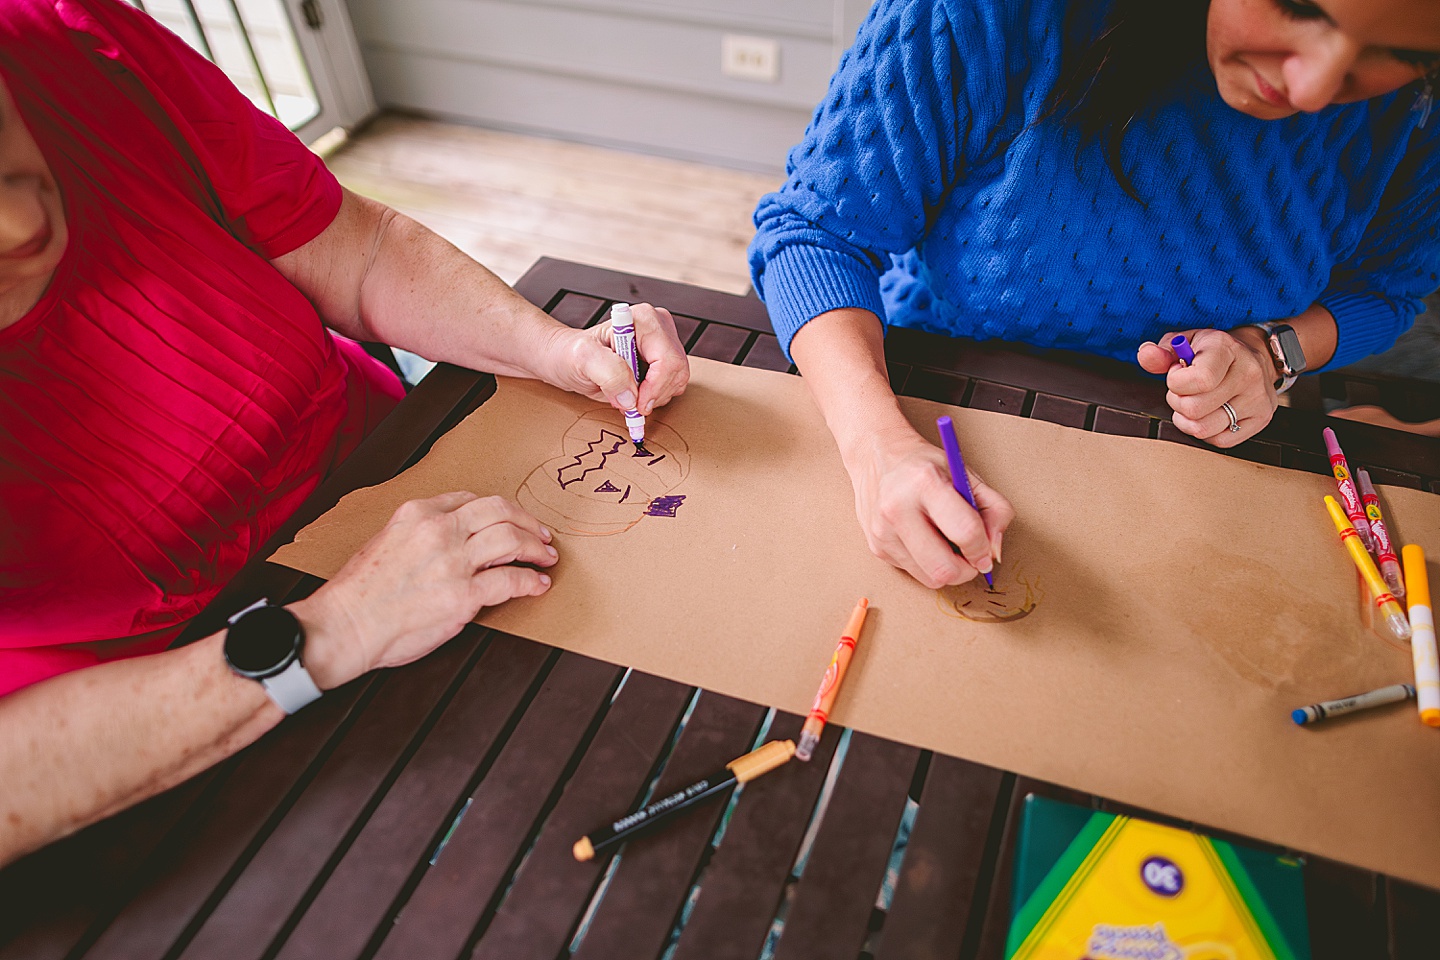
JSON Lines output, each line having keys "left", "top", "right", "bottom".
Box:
{"left": 750, "top": 0, "right": 1440, "bottom": 589}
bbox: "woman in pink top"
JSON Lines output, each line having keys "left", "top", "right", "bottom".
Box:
{"left": 0, "top": 0, "right": 689, "bottom": 864}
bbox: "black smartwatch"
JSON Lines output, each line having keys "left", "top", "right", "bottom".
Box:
{"left": 223, "top": 600, "right": 322, "bottom": 714}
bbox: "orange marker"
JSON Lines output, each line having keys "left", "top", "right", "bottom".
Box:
{"left": 1325, "top": 496, "right": 1411, "bottom": 643}
{"left": 796, "top": 598, "right": 868, "bottom": 761}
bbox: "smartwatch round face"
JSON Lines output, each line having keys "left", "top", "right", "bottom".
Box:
{"left": 225, "top": 605, "right": 301, "bottom": 678}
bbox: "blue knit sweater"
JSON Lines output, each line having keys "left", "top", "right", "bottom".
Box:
{"left": 749, "top": 0, "right": 1440, "bottom": 369}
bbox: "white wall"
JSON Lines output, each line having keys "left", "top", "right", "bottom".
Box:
{"left": 343, "top": 0, "right": 872, "bottom": 172}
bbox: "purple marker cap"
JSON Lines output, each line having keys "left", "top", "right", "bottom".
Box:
{"left": 1170, "top": 334, "right": 1196, "bottom": 367}
{"left": 936, "top": 416, "right": 994, "bottom": 588}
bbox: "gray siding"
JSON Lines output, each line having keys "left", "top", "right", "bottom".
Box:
{"left": 344, "top": 0, "right": 873, "bottom": 171}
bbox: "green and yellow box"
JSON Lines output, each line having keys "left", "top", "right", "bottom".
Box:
{"left": 1006, "top": 795, "right": 1311, "bottom": 960}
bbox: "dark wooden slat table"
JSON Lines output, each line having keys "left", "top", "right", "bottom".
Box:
{"left": 5, "top": 258, "right": 1439, "bottom": 960}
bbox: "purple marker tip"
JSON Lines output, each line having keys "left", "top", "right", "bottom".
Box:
{"left": 935, "top": 416, "right": 995, "bottom": 587}
{"left": 1170, "top": 334, "right": 1196, "bottom": 367}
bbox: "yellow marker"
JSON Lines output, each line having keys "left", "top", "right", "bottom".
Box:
{"left": 1403, "top": 545, "right": 1440, "bottom": 727}
{"left": 1325, "top": 496, "right": 1411, "bottom": 642}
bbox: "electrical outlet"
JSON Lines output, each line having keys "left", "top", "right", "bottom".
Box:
{"left": 721, "top": 35, "right": 780, "bottom": 83}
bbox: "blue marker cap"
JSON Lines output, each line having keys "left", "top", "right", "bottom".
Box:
{"left": 1291, "top": 708, "right": 1309, "bottom": 726}
{"left": 1170, "top": 334, "right": 1196, "bottom": 367}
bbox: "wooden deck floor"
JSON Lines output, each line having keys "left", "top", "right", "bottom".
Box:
{"left": 328, "top": 113, "right": 781, "bottom": 296}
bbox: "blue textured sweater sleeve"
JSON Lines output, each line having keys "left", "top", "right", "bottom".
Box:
{"left": 1319, "top": 121, "right": 1440, "bottom": 370}
{"left": 749, "top": 0, "right": 989, "bottom": 356}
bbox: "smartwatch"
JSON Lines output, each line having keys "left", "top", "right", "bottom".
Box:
{"left": 223, "top": 599, "right": 322, "bottom": 714}
{"left": 1246, "top": 321, "right": 1307, "bottom": 394}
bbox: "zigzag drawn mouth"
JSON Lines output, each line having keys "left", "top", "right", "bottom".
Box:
{"left": 556, "top": 430, "right": 631, "bottom": 489}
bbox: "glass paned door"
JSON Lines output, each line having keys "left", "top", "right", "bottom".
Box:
{"left": 126, "top": 0, "right": 374, "bottom": 143}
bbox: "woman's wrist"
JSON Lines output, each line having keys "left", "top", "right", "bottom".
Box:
{"left": 288, "top": 592, "right": 367, "bottom": 691}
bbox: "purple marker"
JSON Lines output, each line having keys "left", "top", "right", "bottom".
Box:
{"left": 1169, "top": 334, "right": 1196, "bottom": 367}
{"left": 936, "top": 415, "right": 994, "bottom": 588}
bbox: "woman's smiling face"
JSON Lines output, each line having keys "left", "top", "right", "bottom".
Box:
{"left": 0, "top": 76, "right": 66, "bottom": 328}
{"left": 1206, "top": 0, "right": 1440, "bottom": 119}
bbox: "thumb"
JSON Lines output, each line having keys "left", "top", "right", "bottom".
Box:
{"left": 582, "top": 345, "right": 640, "bottom": 411}
{"left": 1136, "top": 339, "right": 1179, "bottom": 375}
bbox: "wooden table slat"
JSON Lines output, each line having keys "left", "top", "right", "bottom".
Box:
{"left": 175, "top": 633, "right": 488, "bottom": 960}
{"left": 669, "top": 712, "right": 844, "bottom": 960}
{"left": 469, "top": 672, "right": 696, "bottom": 960}
{"left": 690, "top": 322, "right": 753, "bottom": 364}
{"left": 548, "top": 293, "right": 608, "bottom": 329}
{"left": 0, "top": 768, "right": 220, "bottom": 960}
{"left": 569, "top": 692, "right": 768, "bottom": 960}
{"left": 772, "top": 733, "right": 922, "bottom": 960}
{"left": 1029, "top": 393, "right": 1090, "bottom": 429}
{"left": 513, "top": 259, "right": 773, "bottom": 335}
{"left": 74, "top": 680, "right": 377, "bottom": 960}
{"left": 1092, "top": 405, "right": 1153, "bottom": 438}
{"left": 1305, "top": 857, "right": 1385, "bottom": 960}
{"left": 672, "top": 314, "right": 703, "bottom": 348}
{"left": 967, "top": 380, "right": 1029, "bottom": 417}
{"left": 1386, "top": 877, "right": 1440, "bottom": 960}
{"left": 273, "top": 635, "right": 553, "bottom": 960}
{"left": 741, "top": 333, "right": 792, "bottom": 373}
{"left": 873, "top": 756, "right": 1008, "bottom": 960}
{"left": 972, "top": 778, "right": 1092, "bottom": 960}
{"left": 904, "top": 368, "right": 972, "bottom": 407}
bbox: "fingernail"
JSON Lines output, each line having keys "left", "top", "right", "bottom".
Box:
{"left": 539, "top": 574, "right": 552, "bottom": 587}
{"left": 545, "top": 545, "right": 558, "bottom": 559}
{"left": 541, "top": 526, "right": 552, "bottom": 542}
{"left": 618, "top": 391, "right": 637, "bottom": 410}
{"left": 644, "top": 401, "right": 655, "bottom": 415}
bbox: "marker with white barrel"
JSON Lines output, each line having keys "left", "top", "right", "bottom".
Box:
{"left": 1403, "top": 545, "right": 1440, "bottom": 727}
{"left": 609, "top": 303, "right": 647, "bottom": 449}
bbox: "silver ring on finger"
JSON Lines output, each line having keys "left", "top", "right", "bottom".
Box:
{"left": 1222, "top": 401, "right": 1240, "bottom": 433}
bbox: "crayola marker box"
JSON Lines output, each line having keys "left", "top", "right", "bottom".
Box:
{"left": 1006, "top": 795, "right": 1310, "bottom": 960}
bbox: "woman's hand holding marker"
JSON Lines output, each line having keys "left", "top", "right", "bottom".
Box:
{"left": 551, "top": 302, "right": 689, "bottom": 418}
{"left": 1137, "top": 328, "right": 1278, "bottom": 447}
{"left": 848, "top": 430, "right": 1012, "bottom": 590}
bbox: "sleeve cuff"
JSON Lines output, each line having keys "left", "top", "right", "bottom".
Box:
{"left": 759, "top": 244, "right": 888, "bottom": 360}
{"left": 1316, "top": 292, "right": 1410, "bottom": 371}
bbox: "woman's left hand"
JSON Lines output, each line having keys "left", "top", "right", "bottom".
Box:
{"left": 1136, "top": 327, "right": 1277, "bottom": 447}
{"left": 546, "top": 302, "right": 690, "bottom": 415}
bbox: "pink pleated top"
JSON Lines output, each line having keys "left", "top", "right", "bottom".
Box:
{"left": 0, "top": 0, "right": 403, "bottom": 696}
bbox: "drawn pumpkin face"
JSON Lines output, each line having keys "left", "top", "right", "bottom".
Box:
{"left": 516, "top": 410, "right": 690, "bottom": 536}
{"left": 935, "top": 559, "right": 1043, "bottom": 624}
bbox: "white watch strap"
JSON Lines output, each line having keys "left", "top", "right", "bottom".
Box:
{"left": 261, "top": 658, "right": 323, "bottom": 715}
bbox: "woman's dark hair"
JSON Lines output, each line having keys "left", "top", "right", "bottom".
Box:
{"left": 1044, "top": 0, "right": 1212, "bottom": 201}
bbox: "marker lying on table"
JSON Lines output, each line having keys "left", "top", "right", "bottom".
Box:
{"left": 609, "top": 303, "right": 651, "bottom": 456}
{"left": 1403, "top": 545, "right": 1440, "bottom": 727}
{"left": 1322, "top": 427, "right": 1375, "bottom": 553}
{"left": 796, "top": 597, "right": 869, "bottom": 761}
{"left": 572, "top": 740, "right": 795, "bottom": 861}
{"left": 1324, "top": 496, "right": 1411, "bottom": 642}
{"left": 1169, "top": 334, "right": 1196, "bottom": 366}
{"left": 936, "top": 415, "right": 994, "bottom": 587}
{"left": 1357, "top": 470, "right": 1405, "bottom": 598}
{"left": 1291, "top": 683, "right": 1415, "bottom": 725}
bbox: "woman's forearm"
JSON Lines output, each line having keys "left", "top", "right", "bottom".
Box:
{"left": 789, "top": 308, "right": 920, "bottom": 464}
{"left": 0, "top": 631, "right": 280, "bottom": 865}
{"left": 272, "top": 189, "right": 572, "bottom": 383}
